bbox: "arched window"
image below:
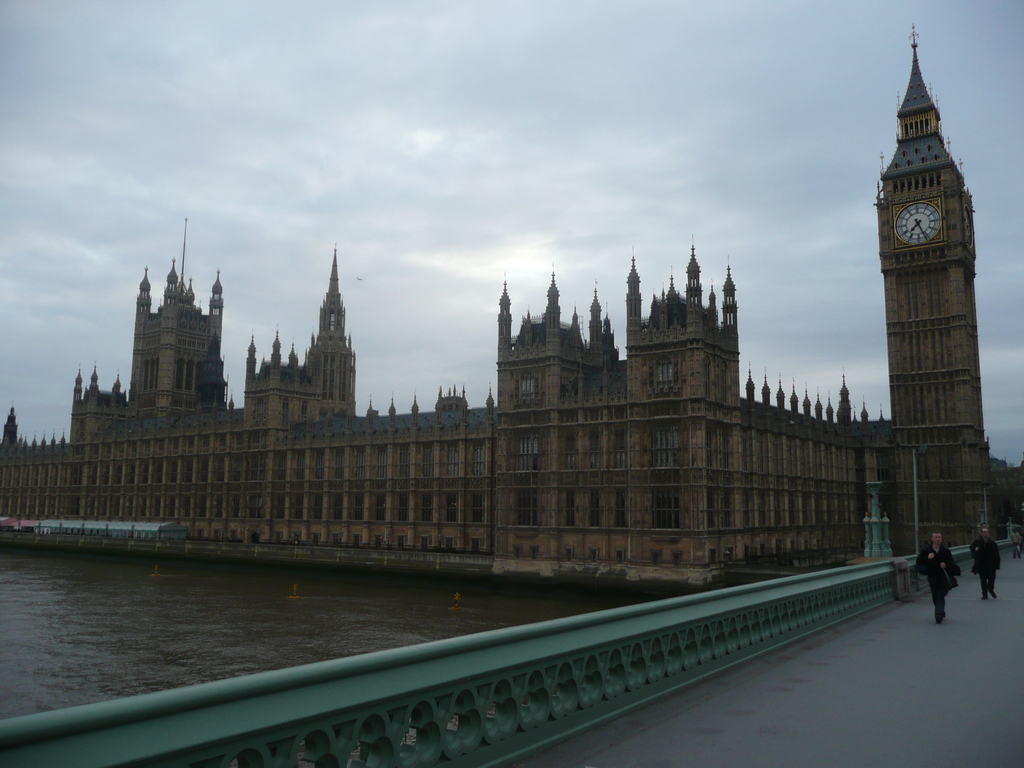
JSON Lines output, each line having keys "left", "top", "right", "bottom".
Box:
{"left": 656, "top": 358, "right": 673, "bottom": 387}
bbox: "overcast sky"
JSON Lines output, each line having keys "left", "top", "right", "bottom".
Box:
{"left": 1, "top": 1, "right": 1022, "bottom": 462}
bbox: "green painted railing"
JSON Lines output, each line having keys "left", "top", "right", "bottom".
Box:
{"left": 0, "top": 546, "right": 998, "bottom": 768}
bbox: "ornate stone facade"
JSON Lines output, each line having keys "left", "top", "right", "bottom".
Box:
{"left": 0, "top": 43, "right": 988, "bottom": 584}
{"left": 877, "top": 38, "right": 989, "bottom": 550}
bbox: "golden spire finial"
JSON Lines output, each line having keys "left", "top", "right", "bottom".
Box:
{"left": 909, "top": 24, "right": 918, "bottom": 50}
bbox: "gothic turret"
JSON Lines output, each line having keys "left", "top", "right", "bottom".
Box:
{"left": 318, "top": 249, "right": 345, "bottom": 339}
{"left": 626, "top": 257, "right": 642, "bottom": 332}
{"left": 2, "top": 406, "right": 16, "bottom": 446}
{"left": 498, "top": 281, "right": 512, "bottom": 355}
{"left": 209, "top": 270, "right": 223, "bottom": 336}
{"left": 137, "top": 267, "right": 152, "bottom": 316}
{"left": 271, "top": 332, "right": 282, "bottom": 368}
{"left": 545, "top": 272, "right": 560, "bottom": 336}
{"left": 164, "top": 258, "right": 179, "bottom": 305}
{"left": 685, "top": 245, "right": 702, "bottom": 330}
{"left": 838, "top": 375, "right": 852, "bottom": 427}
{"left": 246, "top": 335, "right": 257, "bottom": 380}
{"left": 722, "top": 266, "right": 737, "bottom": 335}
{"left": 589, "top": 287, "right": 602, "bottom": 350}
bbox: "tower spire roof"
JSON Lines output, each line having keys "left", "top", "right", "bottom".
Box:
{"left": 899, "top": 26, "right": 935, "bottom": 117}
{"left": 329, "top": 246, "right": 340, "bottom": 295}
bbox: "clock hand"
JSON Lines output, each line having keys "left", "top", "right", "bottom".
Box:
{"left": 910, "top": 219, "right": 924, "bottom": 233}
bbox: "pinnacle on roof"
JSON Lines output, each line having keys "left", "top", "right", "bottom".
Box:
{"left": 329, "top": 247, "right": 340, "bottom": 295}
{"left": 546, "top": 271, "right": 559, "bottom": 306}
{"left": 899, "top": 30, "right": 937, "bottom": 118}
{"left": 667, "top": 272, "right": 680, "bottom": 299}
{"left": 687, "top": 244, "right": 699, "bottom": 274}
{"left": 723, "top": 265, "right": 735, "bottom": 291}
{"left": 139, "top": 267, "right": 151, "bottom": 293}
{"left": 167, "top": 258, "right": 178, "bottom": 285}
{"left": 212, "top": 269, "right": 222, "bottom": 295}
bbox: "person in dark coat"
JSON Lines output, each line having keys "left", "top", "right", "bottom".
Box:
{"left": 917, "top": 532, "right": 956, "bottom": 623}
{"left": 970, "top": 524, "right": 1001, "bottom": 599}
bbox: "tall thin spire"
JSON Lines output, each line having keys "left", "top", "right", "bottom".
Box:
{"left": 899, "top": 27, "right": 936, "bottom": 118}
{"left": 329, "top": 245, "right": 340, "bottom": 294}
{"left": 181, "top": 218, "right": 188, "bottom": 281}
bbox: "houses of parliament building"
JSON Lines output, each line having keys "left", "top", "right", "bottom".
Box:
{"left": 0, "top": 43, "right": 990, "bottom": 585}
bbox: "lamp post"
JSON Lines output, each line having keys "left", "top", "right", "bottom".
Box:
{"left": 981, "top": 485, "right": 993, "bottom": 528}
{"left": 912, "top": 445, "right": 927, "bottom": 551}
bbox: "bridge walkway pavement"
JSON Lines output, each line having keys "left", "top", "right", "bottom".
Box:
{"left": 515, "top": 555, "right": 1024, "bottom": 768}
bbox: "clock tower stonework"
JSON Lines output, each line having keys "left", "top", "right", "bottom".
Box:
{"left": 877, "top": 38, "right": 988, "bottom": 549}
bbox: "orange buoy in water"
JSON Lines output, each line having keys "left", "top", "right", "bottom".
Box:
{"left": 449, "top": 592, "right": 462, "bottom": 611}
{"left": 288, "top": 583, "right": 300, "bottom": 599}
{"left": 151, "top": 565, "right": 160, "bottom": 577}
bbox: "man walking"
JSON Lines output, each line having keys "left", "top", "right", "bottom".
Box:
{"left": 1011, "top": 527, "right": 1021, "bottom": 559}
{"left": 970, "top": 525, "right": 1001, "bottom": 598}
{"left": 917, "top": 532, "right": 956, "bottom": 623}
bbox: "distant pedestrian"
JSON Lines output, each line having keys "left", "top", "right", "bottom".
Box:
{"left": 1011, "top": 528, "right": 1021, "bottom": 559}
{"left": 970, "top": 525, "right": 1001, "bottom": 598}
{"left": 917, "top": 532, "right": 957, "bottom": 624}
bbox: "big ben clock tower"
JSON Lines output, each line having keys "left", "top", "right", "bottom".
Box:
{"left": 878, "top": 33, "right": 988, "bottom": 551}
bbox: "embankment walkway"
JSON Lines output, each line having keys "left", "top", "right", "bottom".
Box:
{"left": 517, "top": 556, "right": 1024, "bottom": 768}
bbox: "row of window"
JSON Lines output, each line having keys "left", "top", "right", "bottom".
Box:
{"left": 59, "top": 491, "right": 488, "bottom": 523}
{"left": 5, "top": 443, "right": 490, "bottom": 487}
{"left": 516, "top": 428, "right": 669, "bottom": 470}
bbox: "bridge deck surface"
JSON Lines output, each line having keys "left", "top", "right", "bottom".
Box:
{"left": 516, "top": 556, "right": 1024, "bottom": 768}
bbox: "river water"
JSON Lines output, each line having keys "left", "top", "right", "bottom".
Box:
{"left": 0, "top": 550, "right": 638, "bottom": 720}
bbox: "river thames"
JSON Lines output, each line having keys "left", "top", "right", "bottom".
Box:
{"left": 0, "top": 549, "right": 639, "bottom": 720}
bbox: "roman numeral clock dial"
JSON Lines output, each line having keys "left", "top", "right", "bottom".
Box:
{"left": 895, "top": 201, "right": 941, "bottom": 244}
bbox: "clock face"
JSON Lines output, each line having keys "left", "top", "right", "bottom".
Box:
{"left": 895, "top": 202, "right": 941, "bottom": 244}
